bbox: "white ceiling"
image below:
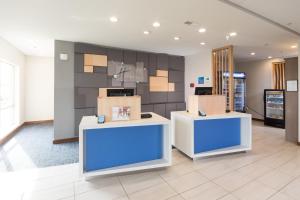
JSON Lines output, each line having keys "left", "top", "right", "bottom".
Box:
{"left": 0, "top": 0, "right": 299, "bottom": 61}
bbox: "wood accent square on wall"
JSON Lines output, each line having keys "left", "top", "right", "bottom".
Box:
{"left": 84, "top": 65, "right": 94, "bottom": 73}
{"left": 84, "top": 54, "right": 107, "bottom": 67}
{"left": 156, "top": 70, "right": 168, "bottom": 77}
{"left": 150, "top": 76, "right": 169, "bottom": 92}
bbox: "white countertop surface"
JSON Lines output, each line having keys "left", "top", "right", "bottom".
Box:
{"left": 171, "top": 111, "right": 251, "bottom": 120}
{"left": 79, "top": 112, "right": 170, "bottom": 130}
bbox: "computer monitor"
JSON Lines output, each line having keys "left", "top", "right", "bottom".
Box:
{"left": 195, "top": 87, "right": 212, "bottom": 95}
{"left": 107, "top": 89, "right": 134, "bottom": 97}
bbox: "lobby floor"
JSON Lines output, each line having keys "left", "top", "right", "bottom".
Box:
{"left": 1, "top": 121, "right": 300, "bottom": 200}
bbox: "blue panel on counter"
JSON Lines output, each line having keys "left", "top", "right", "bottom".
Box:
{"left": 194, "top": 118, "right": 241, "bottom": 153}
{"left": 84, "top": 125, "right": 163, "bottom": 172}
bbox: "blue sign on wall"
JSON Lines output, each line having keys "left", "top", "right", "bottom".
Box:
{"left": 198, "top": 76, "right": 205, "bottom": 84}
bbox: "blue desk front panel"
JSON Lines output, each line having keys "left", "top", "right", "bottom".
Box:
{"left": 194, "top": 118, "right": 241, "bottom": 153}
{"left": 84, "top": 125, "right": 163, "bottom": 172}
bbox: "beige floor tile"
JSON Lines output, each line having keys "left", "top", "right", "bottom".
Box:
{"left": 281, "top": 177, "right": 300, "bottom": 199}
{"left": 118, "top": 171, "right": 164, "bottom": 194}
{"left": 74, "top": 176, "right": 119, "bottom": 195}
{"left": 128, "top": 182, "right": 176, "bottom": 200}
{"left": 268, "top": 192, "right": 295, "bottom": 200}
{"left": 166, "top": 195, "right": 185, "bottom": 200}
{"left": 257, "top": 170, "right": 295, "bottom": 190}
{"left": 236, "top": 162, "right": 272, "bottom": 180}
{"left": 158, "top": 161, "right": 194, "bottom": 180}
{"left": 277, "top": 160, "right": 300, "bottom": 177}
{"left": 75, "top": 183, "right": 125, "bottom": 200}
{"left": 181, "top": 182, "right": 228, "bottom": 200}
{"left": 197, "top": 162, "right": 236, "bottom": 180}
{"left": 232, "top": 180, "right": 277, "bottom": 200}
{"left": 213, "top": 171, "right": 253, "bottom": 191}
{"left": 218, "top": 194, "right": 239, "bottom": 200}
{"left": 166, "top": 171, "right": 209, "bottom": 193}
{"left": 23, "top": 183, "right": 74, "bottom": 200}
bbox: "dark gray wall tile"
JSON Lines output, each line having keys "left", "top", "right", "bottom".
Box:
{"left": 169, "top": 70, "right": 184, "bottom": 83}
{"left": 75, "top": 87, "right": 99, "bottom": 108}
{"left": 75, "top": 53, "right": 84, "bottom": 73}
{"left": 176, "top": 102, "right": 186, "bottom": 111}
{"left": 166, "top": 103, "right": 176, "bottom": 119}
{"left": 141, "top": 104, "right": 153, "bottom": 112}
{"left": 150, "top": 92, "right": 168, "bottom": 103}
{"left": 168, "top": 91, "right": 185, "bottom": 102}
{"left": 123, "top": 50, "right": 137, "bottom": 65}
{"left": 149, "top": 53, "right": 157, "bottom": 69}
{"left": 75, "top": 108, "right": 96, "bottom": 135}
{"left": 137, "top": 52, "right": 149, "bottom": 68}
{"left": 75, "top": 73, "right": 107, "bottom": 88}
{"left": 169, "top": 56, "right": 184, "bottom": 71}
{"left": 154, "top": 104, "right": 166, "bottom": 117}
{"left": 93, "top": 67, "right": 107, "bottom": 73}
{"left": 137, "top": 83, "right": 150, "bottom": 104}
{"left": 107, "top": 49, "right": 123, "bottom": 62}
{"left": 157, "top": 54, "right": 168, "bottom": 70}
{"left": 74, "top": 42, "right": 107, "bottom": 55}
{"left": 175, "top": 82, "right": 184, "bottom": 91}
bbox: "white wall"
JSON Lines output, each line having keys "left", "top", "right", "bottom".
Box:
{"left": 25, "top": 56, "right": 54, "bottom": 121}
{"left": 185, "top": 49, "right": 212, "bottom": 102}
{"left": 0, "top": 37, "right": 25, "bottom": 128}
{"left": 236, "top": 58, "right": 283, "bottom": 119}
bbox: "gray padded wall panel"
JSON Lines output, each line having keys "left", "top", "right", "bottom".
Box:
{"left": 137, "top": 83, "right": 150, "bottom": 104}
{"left": 75, "top": 108, "right": 96, "bottom": 135}
{"left": 166, "top": 103, "right": 176, "bottom": 119}
{"left": 93, "top": 67, "right": 107, "bottom": 73}
{"left": 169, "top": 70, "right": 184, "bottom": 83}
{"left": 175, "top": 82, "right": 185, "bottom": 91}
{"left": 74, "top": 43, "right": 107, "bottom": 55}
{"left": 75, "top": 73, "right": 107, "bottom": 88}
{"left": 154, "top": 104, "right": 166, "bottom": 117}
{"left": 107, "top": 49, "right": 123, "bottom": 62}
{"left": 75, "top": 87, "right": 98, "bottom": 108}
{"left": 168, "top": 92, "right": 185, "bottom": 103}
{"left": 137, "top": 52, "right": 149, "bottom": 67}
{"left": 149, "top": 53, "right": 157, "bottom": 68}
{"left": 176, "top": 102, "right": 186, "bottom": 111}
{"left": 75, "top": 54, "right": 84, "bottom": 73}
{"left": 150, "top": 92, "right": 168, "bottom": 103}
{"left": 141, "top": 104, "right": 154, "bottom": 112}
{"left": 169, "top": 56, "right": 184, "bottom": 71}
{"left": 123, "top": 50, "right": 137, "bottom": 65}
{"left": 157, "top": 54, "right": 168, "bottom": 70}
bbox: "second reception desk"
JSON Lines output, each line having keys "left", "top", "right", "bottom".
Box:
{"left": 171, "top": 111, "right": 252, "bottom": 159}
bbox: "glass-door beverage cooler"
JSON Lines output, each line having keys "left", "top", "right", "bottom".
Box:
{"left": 264, "top": 89, "right": 285, "bottom": 128}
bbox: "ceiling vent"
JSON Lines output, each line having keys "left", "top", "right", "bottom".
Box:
{"left": 184, "top": 21, "right": 194, "bottom": 26}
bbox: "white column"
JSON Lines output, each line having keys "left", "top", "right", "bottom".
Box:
{"left": 298, "top": 40, "right": 300, "bottom": 143}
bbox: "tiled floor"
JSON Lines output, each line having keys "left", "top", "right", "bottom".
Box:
{"left": 1, "top": 121, "right": 300, "bottom": 200}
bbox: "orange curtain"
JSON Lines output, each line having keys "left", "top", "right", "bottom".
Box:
{"left": 272, "top": 62, "right": 285, "bottom": 90}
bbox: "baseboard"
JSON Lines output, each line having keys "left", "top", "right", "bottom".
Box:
{"left": 53, "top": 137, "right": 79, "bottom": 144}
{"left": 24, "top": 119, "right": 54, "bottom": 125}
{"left": 252, "top": 118, "right": 264, "bottom": 122}
{"left": 0, "top": 123, "right": 24, "bottom": 146}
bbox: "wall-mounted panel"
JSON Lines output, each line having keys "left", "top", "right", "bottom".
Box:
{"left": 149, "top": 53, "right": 157, "bottom": 69}
{"left": 75, "top": 53, "right": 84, "bottom": 73}
{"left": 168, "top": 91, "right": 185, "bottom": 102}
{"left": 75, "top": 87, "right": 99, "bottom": 108}
{"left": 74, "top": 43, "right": 107, "bottom": 55}
{"left": 150, "top": 92, "right": 168, "bottom": 103}
{"left": 169, "top": 56, "right": 184, "bottom": 71}
{"left": 75, "top": 73, "right": 107, "bottom": 88}
{"left": 84, "top": 54, "right": 107, "bottom": 67}
{"left": 137, "top": 83, "right": 150, "bottom": 104}
{"left": 141, "top": 104, "right": 153, "bottom": 112}
{"left": 107, "top": 49, "right": 123, "bottom": 62}
{"left": 154, "top": 104, "right": 166, "bottom": 117}
{"left": 169, "top": 70, "right": 184, "bottom": 83}
{"left": 176, "top": 102, "right": 186, "bottom": 111}
{"left": 157, "top": 54, "right": 168, "bottom": 70}
{"left": 93, "top": 67, "right": 107, "bottom": 73}
{"left": 137, "top": 52, "right": 149, "bottom": 68}
{"left": 175, "top": 82, "right": 184, "bottom": 91}
{"left": 149, "top": 76, "right": 169, "bottom": 92}
{"left": 166, "top": 103, "right": 176, "bottom": 119}
{"left": 123, "top": 50, "right": 137, "bottom": 65}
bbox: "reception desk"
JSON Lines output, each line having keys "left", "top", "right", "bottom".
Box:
{"left": 171, "top": 111, "right": 252, "bottom": 159}
{"left": 79, "top": 112, "right": 171, "bottom": 178}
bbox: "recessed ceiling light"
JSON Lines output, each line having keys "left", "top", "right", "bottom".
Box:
{"left": 291, "top": 45, "right": 297, "bottom": 49}
{"left": 229, "top": 32, "right": 237, "bottom": 37}
{"left": 200, "top": 42, "right": 206, "bottom": 45}
{"left": 198, "top": 28, "right": 206, "bottom": 33}
{"left": 110, "top": 16, "right": 118, "bottom": 22}
{"left": 143, "top": 30, "right": 150, "bottom": 35}
{"left": 268, "top": 56, "right": 273, "bottom": 59}
{"left": 250, "top": 52, "right": 256, "bottom": 56}
{"left": 153, "top": 22, "right": 160, "bottom": 28}
{"left": 174, "top": 36, "right": 180, "bottom": 41}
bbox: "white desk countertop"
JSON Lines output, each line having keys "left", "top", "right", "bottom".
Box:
{"left": 172, "top": 111, "right": 251, "bottom": 120}
{"left": 80, "top": 112, "right": 170, "bottom": 130}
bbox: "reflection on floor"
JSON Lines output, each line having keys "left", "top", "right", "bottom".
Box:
{"left": 1, "top": 121, "right": 300, "bottom": 200}
{"left": 0, "top": 122, "right": 78, "bottom": 172}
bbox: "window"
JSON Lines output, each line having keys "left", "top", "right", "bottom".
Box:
{"left": 0, "top": 60, "right": 16, "bottom": 139}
